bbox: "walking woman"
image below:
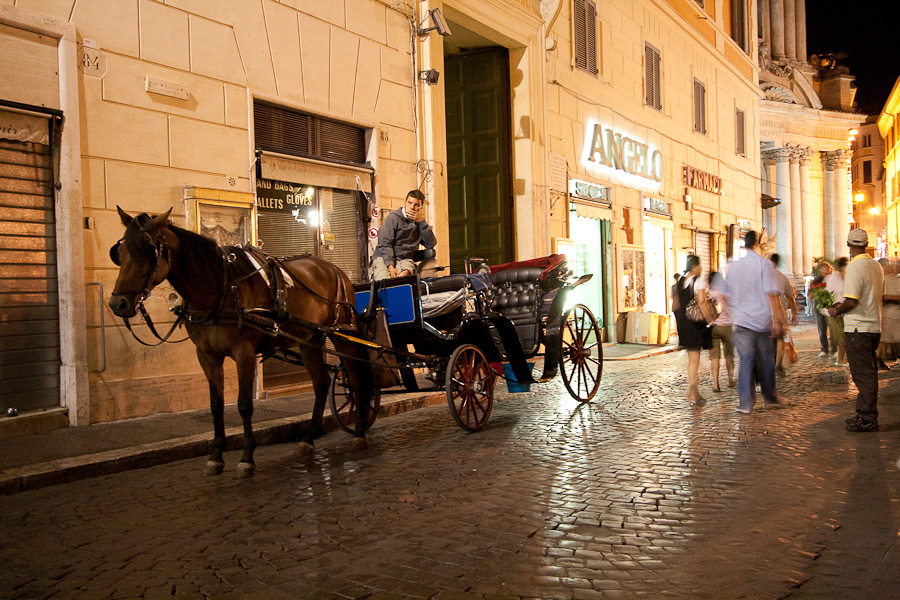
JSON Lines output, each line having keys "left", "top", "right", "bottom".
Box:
{"left": 708, "top": 271, "right": 735, "bottom": 392}
{"left": 673, "top": 255, "right": 715, "bottom": 405}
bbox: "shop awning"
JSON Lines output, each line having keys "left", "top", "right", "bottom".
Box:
{"left": 0, "top": 109, "right": 50, "bottom": 145}
{"left": 573, "top": 201, "right": 614, "bottom": 221}
{"left": 259, "top": 151, "right": 373, "bottom": 193}
{"left": 761, "top": 193, "right": 781, "bottom": 209}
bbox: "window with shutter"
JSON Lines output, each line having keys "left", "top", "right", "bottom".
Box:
{"left": 645, "top": 44, "right": 661, "bottom": 110}
{"left": 735, "top": 109, "right": 746, "bottom": 156}
{"left": 254, "top": 101, "right": 367, "bottom": 166}
{"left": 693, "top": 79, "right": 706, "bottom": 135}
{"left": 573, "top": 0, "right": 598, "bottom": 76}
{"left": 730, "top": 0, "right": 748, "bottom": 53}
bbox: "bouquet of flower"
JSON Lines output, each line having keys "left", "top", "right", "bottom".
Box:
{"left": 809, "top": 282, "right": 835, "bottom": 310}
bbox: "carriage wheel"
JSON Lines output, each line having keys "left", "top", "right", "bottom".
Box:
{"left": 445, "top": 344, "right": 496, "bottom": 432}
{"left": 559, "top": 304, "right": 603, "bottom": 402}
{"left": 328, "top": 362, "right": 382, "bottom": 434}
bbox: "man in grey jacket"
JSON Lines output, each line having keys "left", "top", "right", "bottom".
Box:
{"left": 369, "top": 189, "right": 437, "bottom": 280}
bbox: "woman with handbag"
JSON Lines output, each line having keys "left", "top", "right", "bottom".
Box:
{"left": 673, "top": 255, "right": 716, "bottom": 405}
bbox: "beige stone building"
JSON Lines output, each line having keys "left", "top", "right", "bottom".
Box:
{"left": 880, "top": 77, "right": 900, "bottom": 257}
{"left": 0, "top": 0, "right": 768, "bottom": 429}
{"left": 850, "top": 115, "right": 886, "bottom": 256}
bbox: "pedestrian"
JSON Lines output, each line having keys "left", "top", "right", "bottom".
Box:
{"left": 724, "top": 231, "right": 787, "bottom": 414}
{"left": 826, "top": 258, "right": 848, "bottom": 367}
{"left": 877, "top": 258, "right": 898, "bottom": 369}
{"left": 809, "top": 260, "right": 835, "bottom": 357}
{"left": 707, "top": 271, "right": 735, "bottom": 392}
{"left": 770, "top": 254, "right": 799, "bottom": 374}
{"left": 828, "top": 228, "right": 884, "bottom": 432}
{"left": 673, "top": 255, "right": 714, "bottom": 406}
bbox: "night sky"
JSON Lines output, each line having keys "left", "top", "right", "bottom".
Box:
{"left": 806, "top": 1, "right": 899, "bottom": 117}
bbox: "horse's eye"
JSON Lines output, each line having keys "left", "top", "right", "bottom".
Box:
{"left": 109, "top": 242, "right": 122, "bottom": 266}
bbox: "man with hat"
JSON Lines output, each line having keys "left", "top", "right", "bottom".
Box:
{"left": 827, "top": 228, "right": 885, "bottom": 432}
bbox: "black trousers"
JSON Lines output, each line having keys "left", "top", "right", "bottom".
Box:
{"left": 845, "top": 331, "right": 881, "bottom": 421}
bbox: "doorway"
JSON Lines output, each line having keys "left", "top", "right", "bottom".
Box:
{"left": 444, "top": 48, "right": 514, "bottom": 272}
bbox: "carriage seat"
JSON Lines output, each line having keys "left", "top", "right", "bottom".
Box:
{"left": 489, "top": 267, "right": 544, "bottom": 353}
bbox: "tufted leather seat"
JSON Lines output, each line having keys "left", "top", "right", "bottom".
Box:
{"left": 489, "top": 267, "right": 544, "bottom": 354}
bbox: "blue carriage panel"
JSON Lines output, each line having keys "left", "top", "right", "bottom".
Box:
{"left": 355, "top": 284, "right": 420, "bottom": 325}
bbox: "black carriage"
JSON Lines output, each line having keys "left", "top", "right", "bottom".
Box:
{"left": 328, "top": 255, "right": 603, "bottom": 433}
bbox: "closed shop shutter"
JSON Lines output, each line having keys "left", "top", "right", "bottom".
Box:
{"left": 321, "top": 190, "right": 363, "bottom": 283}
{"left": 0, "top": 134, "right": 59, "bottom": 412}
{"left": 695, "top": 232, "right": 712, "bottom": 276}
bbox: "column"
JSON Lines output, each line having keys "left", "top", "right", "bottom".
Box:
{"left": 775, "top": 149, "right": 793, "bottom": 268}
{"left": 784, "top": 0, "right": 796, "bottom": 61}
{"left": 787, "top": 144, "right": 803, "bottom": 274}
{"left": 822, "top": 151, "right": 836, "bottom": 259}
{"left": 770, "top": 0, "right": 786, "bottom": 59}
{"left": 762, "top": 150, "right": 778, "bottom": 240}
{"left": 799, "top": 147, "right": 814, "bottom": 273}
{"left": 760, "top": 0, "right": 772, "bottom": 50}
{"left": 795, "top": 0, "right": 807, "bottom": 63}
{"left": 834, "top": 149, "right": 852, "bottom": 250}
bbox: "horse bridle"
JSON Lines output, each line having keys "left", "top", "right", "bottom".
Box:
{"left": 110, "top": 230, "right": 187, "bottom": 346}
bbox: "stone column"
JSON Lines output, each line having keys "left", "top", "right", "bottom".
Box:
{"left": 798, "top": 146, "right": 814, "bottom": 273}
{"left": 834, "top": 149, "right": 852, "bottom": 249}
{"left": 760, "top": 0, "right": 772, "bottom": 50}
{"left": 775, "top": 149, "right": 792, "bottom": 267}
{"left": 762, "top": 150, "right": 778, "bottom": 240}
{"left": 822, "top": 150, "right": 837, "bottom": 259}
{"left": 795, "top": 0, "right": 807, "bottom": 63}
{"left": 784, "top": 0, "right": 796, "bottom": 61}
{"left": 770, "top": 0, "right": 786, "bottom": 59}
{"left": 787, "top": 144, "right": 803, "bottom": 274}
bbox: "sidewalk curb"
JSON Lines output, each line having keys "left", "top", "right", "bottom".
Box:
{"left": 0, "top": 392, "right": 444, "bottom": 496}
{"left": 603, "top": 344, "right": 680, "bottom": 361}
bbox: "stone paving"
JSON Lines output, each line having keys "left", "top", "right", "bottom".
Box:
{"left": 1, "top": 323, "right": 899, "bottom": 599}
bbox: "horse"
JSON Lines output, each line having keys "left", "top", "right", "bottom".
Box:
{"left": 107, "top": 207, "right": 373, "bottom": 478}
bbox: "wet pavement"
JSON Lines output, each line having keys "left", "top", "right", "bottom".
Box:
{"left": 1, "top": 323, "right": 899, "bottom": 599}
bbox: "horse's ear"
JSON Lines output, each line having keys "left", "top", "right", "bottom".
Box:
{"left": 116, "top": 205, "right": 133, "bottom": 227}
{"left": 150, "top": 208, "right": 173, "bottom": 231}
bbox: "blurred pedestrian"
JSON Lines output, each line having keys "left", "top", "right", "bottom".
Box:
{"left": 809, "top": 260, "right": 835, "bottom": 356}
{"left": 724, "top": 231, "right": 787, "bottom": 414}
{"left": 828, "top": 229, "right": 883, "bottom": 432}
{"left": 877, "top": 258, "right": 898, "bottom": 369}
{"left": 826, "top": 258, "right": 848, "bottom": 367}
{"left": 708, "top": 271, "right": 734, "bottom": 392}
{"left": 770, "top": 254, "right": 799, "bottom": 374}
{"left": 673, "top": 255, "right": 714, "bottom": 406}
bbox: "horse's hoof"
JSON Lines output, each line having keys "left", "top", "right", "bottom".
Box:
{"left": 351, "top": 437, "right": 368, "bottom": 451}
{"left": 295, "top": 442, "right": 315, "bottom": 457}
{"left": 235, "top": 462, "right": 255, "bottom": 478}
{"left": 203, "top": 460, "right": 225, "bottom": 476}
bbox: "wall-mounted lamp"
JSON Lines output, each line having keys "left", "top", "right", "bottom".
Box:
{"left": 418, "top": 69, "right": 440, "bottom": 86}
{"left": 417, "top": 8, "right": 452, "bottom": 37}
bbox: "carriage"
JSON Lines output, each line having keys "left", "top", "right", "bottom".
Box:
{"left": 108, "top": 208, "right": 602, "bottom": 477}
{"left": 327, "top": 254, "right": 604, "bottom": 433}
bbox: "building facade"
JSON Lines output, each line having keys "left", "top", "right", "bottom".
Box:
{"left": 1, "top": 0, "right": 766, "bottom": 428}
{"left": 756, "top": 0, "right": 864, "bottom": 275}
{"left": 879, "top": 77, "right": 900, "bottom": 258}
{"left": 850, "top": 115, "right": 886, "bottom": 256}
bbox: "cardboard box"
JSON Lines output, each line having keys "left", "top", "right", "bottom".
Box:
{"left": 657, "top": 314, "right": 671, "bottom": 344}
{"left": 625, "top": 311, "right": 659, "bottom": 344}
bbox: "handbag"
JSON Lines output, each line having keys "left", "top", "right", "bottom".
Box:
{"left": 685, "top": 279, "right": 721, "bottom": 323}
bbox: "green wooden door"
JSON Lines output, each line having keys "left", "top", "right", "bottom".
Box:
{"left": 445, "top": 49, "right": 513, "bottom": 272}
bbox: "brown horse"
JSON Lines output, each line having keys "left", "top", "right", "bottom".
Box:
{"left": 108, "top": 207, "right": 373, "bottom": 478}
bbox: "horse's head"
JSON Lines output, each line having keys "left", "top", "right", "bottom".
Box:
{"left": 108, "top": 206, "right": 174, "bottom": 318}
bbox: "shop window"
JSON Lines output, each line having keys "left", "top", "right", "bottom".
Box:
{"left": 693, "top": 79, "right": 707, "bottom": 135}
{"left": 184, "top": 187, "right": 256, "bottom": 246}
{"left": 735, "top": 108, "right": 746, "bottom": 156}
{"left": 573, "top": 0, "right": 598, "bottom": 75}
{"left": 645, "top": 44, "right": 662, "bottom": 110}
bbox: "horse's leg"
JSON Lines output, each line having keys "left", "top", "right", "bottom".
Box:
{"left": 197, "top": 350, "right": 227, "bottom": 476}
{"left": 333, "top": 337, "right": 373, "bottom": 450}
{"left": 295, "top": 340, "right": 330, "bottom": 457}
{"left": 233, "top": 347, "right": 258, "bottom": 478}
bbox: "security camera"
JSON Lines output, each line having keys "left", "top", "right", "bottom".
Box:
{"left": 418, "top": 8, "right": 452, "bottom": 37}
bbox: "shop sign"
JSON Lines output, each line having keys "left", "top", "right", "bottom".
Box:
{"left": 682, "top": 165, "right": 723, "bottom": 195}
{"left": 256, "top": 178, "right": 315, "bottom": 211}
{"left": 569, "top": 179, "right": 610, "bottom": 203}
{"left": 583, "top": 123, "right": 664, "bottom": 183}
{"left": 643, "top": 196, "right": 671, "bottom": 216}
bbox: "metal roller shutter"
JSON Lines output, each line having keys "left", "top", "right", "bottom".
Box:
{"left": 695, "top": 232, "right": 712, "bottom": 276}
{"left": 0, "top": 136, "right": 59, "bottom": 412}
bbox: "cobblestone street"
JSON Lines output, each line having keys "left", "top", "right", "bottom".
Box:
{"left": 2, "top": 324, "right": 899, "bottom": 599}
